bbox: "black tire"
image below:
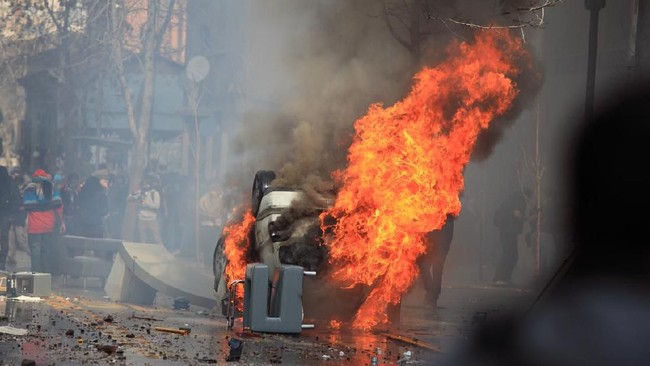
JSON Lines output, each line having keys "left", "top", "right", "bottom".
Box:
{"left": 251, "top": 170, "right": 276, "bottom": 216}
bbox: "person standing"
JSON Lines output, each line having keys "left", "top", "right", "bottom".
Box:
{"left": 105, "top": 174, "right": 127, "bottom": 239}
{"left": 417, "top": 215, "right": 455, "bottom": 307}
{"left": 73, "top": 175, "right": 109, "bottom": 238}
{"left": 60, "top": 172, "right": 80, "bottom": 235}
{"left": 7, "top": 168, "right": 28, "bottom": 267}
{"left": 493, "top": 189, "right": 528, "bottom": 285}
{"left": 24, "top": 169, "right": 65, "bottom": 273}
{"left": 129, "top": 176, "right": 162, "bottom": 244}
{"left": 0, "top": 166, "right": 22, "bottom": 271}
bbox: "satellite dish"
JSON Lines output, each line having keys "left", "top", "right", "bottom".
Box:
{"left": 186, "top": 55, "right": 210, "bottom": 82}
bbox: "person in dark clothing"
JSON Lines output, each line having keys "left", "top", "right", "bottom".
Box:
{"left": 73, "top": 176, "right": 108, "bottom": 238}
{"left": 105, "top": 174, "right": 128, "bottom": 239}
{"left": 493, "top": 189, "right": 528, "bottom": 285}
{"left": 0, "top": 166, "right": 22, "bottom": 271}
{"left": 7, "top": 168, "right": 28, "bottom": 265}
{"left": 25, "top": 169, "right": 65, "bottom": 274}
{"left": 417, "top": 215, "right": 455, "bottom": 307}
{"left": 61, "top": 172, "right": 80, "bottom": 234}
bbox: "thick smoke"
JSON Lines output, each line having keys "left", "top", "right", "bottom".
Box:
{"left": 472, "top": 34, "right": 543, "bottom": 160}
{"left": 229, "top": 0, "right": 413, "bottom": 190}
{"left": 221, "top": 0, "right": 544, "bottom": 323}
{"left": 227, "top": 0, "right": 542, "bottom": 191}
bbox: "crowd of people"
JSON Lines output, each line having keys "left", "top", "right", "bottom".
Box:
{"left": 0, "top": 162, "right": 237, "bottom": 273}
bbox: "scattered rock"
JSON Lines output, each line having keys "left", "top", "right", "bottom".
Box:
{"left": 197, "top": 356, "right": 217, "bottom": 363}
{"left": 97, "top": 345, "right": 117, "bottom": 354}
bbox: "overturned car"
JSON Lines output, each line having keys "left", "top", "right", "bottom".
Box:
{"left": 212, "top": 170, "right": 376, "bottom": 322}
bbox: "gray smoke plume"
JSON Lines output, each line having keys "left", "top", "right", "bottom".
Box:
{"left": 227, "top": 0, "right": 413, "bottom": 191}
{"left": 221, "top": 0, "right": 544, "bottom": 322}
{"left": 226, "top": 0, "right": 542, "bottom": 192}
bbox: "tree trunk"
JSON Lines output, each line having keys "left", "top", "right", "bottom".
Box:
{"left": 115, "top": 0, "right": 163, "bottom": 240}
{"left": 122, "top": 138, "right": 147, "bottom": 240}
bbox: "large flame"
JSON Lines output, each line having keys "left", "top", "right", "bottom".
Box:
{"left": 223, "top": 209, "right": 256, "bottom": 300}
{"left": 321, "top": 31, "right": 530, "bottom": 330}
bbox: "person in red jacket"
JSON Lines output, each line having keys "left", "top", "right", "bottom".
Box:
{"left": 26, "top": 169, "right": 66, "bottom": 273}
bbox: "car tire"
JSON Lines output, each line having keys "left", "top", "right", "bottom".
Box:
{"left": 251, "top": 170, "right": 276, "bottom": 216}
{"left": 213, "top": 236, "right": 226, "bottom": 293}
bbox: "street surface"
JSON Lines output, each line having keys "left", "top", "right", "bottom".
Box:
{"left": 0, "top": 250, "right": 534, "bottom": 365}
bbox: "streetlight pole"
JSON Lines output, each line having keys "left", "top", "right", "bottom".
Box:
{"left": 584, "top": 0, "right": 606, "bottom": 121}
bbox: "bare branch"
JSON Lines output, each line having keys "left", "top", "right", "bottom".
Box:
{"left": 43, "top": 0, "right": 64, "bottom": 34}
{"left": 154, "top": 0, "right": 176, "bottom": 51}
{"left": 382, "top": 0, "right": 413, "bottom": 53}
{"left": 110, "top": 0, "right": 138, "bottom": 138}
{"left": 515, "top": 0, "right": 564, "bottom": 13}
{"left": 428, "top": 0, "right": 564, "bottom": 30}
{"left": 435, "top": 16, "right": 529, "bottom": 30}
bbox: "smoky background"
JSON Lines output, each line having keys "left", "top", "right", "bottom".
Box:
{"left": 208, "top": 0, "right": 639, "bottom": 288}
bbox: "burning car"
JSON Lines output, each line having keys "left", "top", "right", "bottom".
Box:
{"left": 213, "top": 170, "right": 368, "bottom": 322}
{"left": 213, "top": 32, "right": 533, "bottom": 330}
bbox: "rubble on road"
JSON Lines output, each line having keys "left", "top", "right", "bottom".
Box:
{"left": 0, "top": 325, "right": 29, "bottom": 336}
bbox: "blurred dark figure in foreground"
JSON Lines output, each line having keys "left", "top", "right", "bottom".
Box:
{"left": 417, "top": 215, "right": 455, "bottom": 308}
{"left": 453, "top": 86, "right": 650, "bottom": 366}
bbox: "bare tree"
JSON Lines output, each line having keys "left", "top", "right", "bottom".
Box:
{"left": 0, "top": 1, "right": 87, "bottom": 166}
{"left": 0, "top": 1, "right": 117, "bottom": 172}
{"left": 380, "top": 0, "right": 565, "bottom": 58}
{"left": 427, "top": 0, "right": 565, "bottom": 30}
{"left": 515, "top": 96, "right": 545, "bottom": 280}
{"left": 109, "top": 0, "right": 176, "bottom": 240}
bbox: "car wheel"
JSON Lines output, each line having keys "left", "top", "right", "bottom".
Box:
{"left": 251, "top": 170, "right": 276, "bottom": 216}
{"left": 213, "top": 236, "right": 226, "bottom": 293}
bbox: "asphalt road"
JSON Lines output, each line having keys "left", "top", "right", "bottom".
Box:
{"left": 0, "top": 278, "right": 533, "bottom": 365}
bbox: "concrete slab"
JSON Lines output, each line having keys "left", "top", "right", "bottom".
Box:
{"left": 105, "top": 242, "right": 217, "bottom": 309}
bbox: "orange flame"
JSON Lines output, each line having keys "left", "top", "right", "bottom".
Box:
{"left": 330, "top": 320, "right": 342, "bottom": 329}
{"left": 322, "top": 31, "right": 529, "bottom": 330}
{"left": 223, "top": 209, "right": 256, "bottom": 301}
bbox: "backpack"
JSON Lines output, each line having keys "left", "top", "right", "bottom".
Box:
{"left": 23, "top": 179, "right": 62, "bottom": 212}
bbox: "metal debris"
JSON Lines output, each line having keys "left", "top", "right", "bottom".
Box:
{"left": 129, "top": 315, "right": 162, "bottom": 321}
{"left": 385, "top": 332, "right": 441, "bottom": 353}
{"left": 226, "top": 338, "right": 243, "bottom": 362}
{"left": 0, "top": 325, "right": 28, "bottom": 336}
{"left": 154, "top": 326, "right": 189, "bottom": 335}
